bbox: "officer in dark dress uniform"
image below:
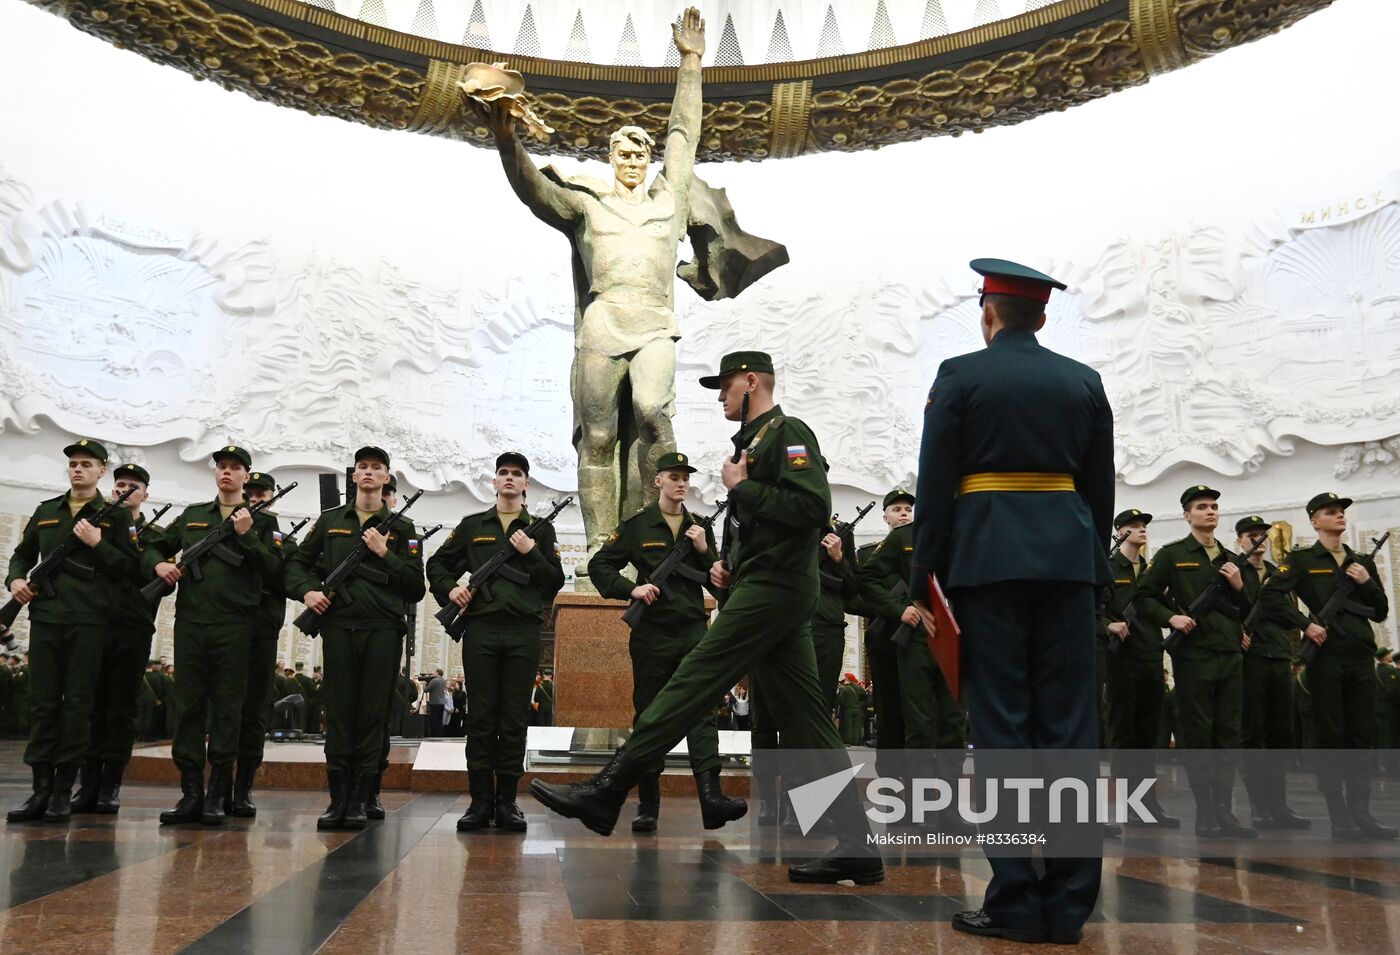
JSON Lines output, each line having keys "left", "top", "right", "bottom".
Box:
{"left": 908, "top": 260, "right": 1113, "bottom": 945}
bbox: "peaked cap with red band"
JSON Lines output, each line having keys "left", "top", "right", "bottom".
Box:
{"left": 971, "top": 257, "right": 1067, "bottom": 305}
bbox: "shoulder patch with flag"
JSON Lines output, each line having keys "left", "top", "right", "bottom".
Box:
{"left": 408, "top": 538, "right": 420, "bottom": 556}
{"left": 786, "top": 444, "right": 811, "bottom": 469}
{"left": 129, "top": 526, "right": 139, "bottom": 545}
{"left": 272, "top": 531, "right": 284, "bottom": 548}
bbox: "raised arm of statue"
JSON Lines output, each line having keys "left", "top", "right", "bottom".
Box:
{"left": 482, "top": 100, "right": 582, "bottom": 230}
{"left": 662, "top": 8, "right": 705, "bottom": 198}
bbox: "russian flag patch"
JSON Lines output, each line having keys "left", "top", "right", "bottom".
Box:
{"left": 408, "top": 539, "right": 420, "bottom": 556}
{"left": 786, "top": 444, "right": 810, "bottom": 469}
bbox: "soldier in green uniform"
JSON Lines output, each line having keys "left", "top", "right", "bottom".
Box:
{"left": 151, "top": 446, "right": 283, "bottom": 826}
{"left": 72, "top": 464, "right": 166, "bottom": 815}
{"left": 293, "top": 663, "right": 316, "bottom": 732}
{"left": 1102, "top": 509, "right": 1178, "bottom": 828}
{"left": 224, "top": 472, "right": 294, "bottom": 818}
{"left": 6, "top": 439, "right": 141, "bottom": 823}
{"left": 587, "top": 450, "right": 745, "bottom": 832}
{"left": 1260, "top": 492, "right": 1395, "bottom": 839}
{"left": 427, "top": 451, "right": 565, "bottom": 833}
{"left": 814, "top": 514, "right": 859, "bottom": 719}
{"left": 1133, "top": 485, "right": 1254, "bottom": 838}
{"left": 287, "top": 446, "right": 425, "bottom": 831}
{"left": 860, "top": 487, "right": 968, "bottom": 833}
{"left": 856, "top": 496, "right": 913, "bottom": 785}
{"left": 531, "top": 351, "right": 883, "bottom": 885}
{"left": 533, "top": 671, "right": 555, "bottom": 726}
{"left": 1374, "top": 648, "right": 1399, "bottom": 775}
{"left": 1234, "top": 515, "right": 1308, "bottom": 830}
{"left": 837, "top": 673, "right": 867, "bottom": 746}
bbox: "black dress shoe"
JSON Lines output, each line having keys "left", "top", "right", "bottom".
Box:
{"left": 787, "top": 848, "right": 885, "bottom": 885}
{"left": 951, "top": 909, "right": 1047, "bottom": 944}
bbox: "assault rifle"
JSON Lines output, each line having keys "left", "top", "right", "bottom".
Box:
{"left": 136, "top": 503, "right": 172, "bottom": 541}
{"left": 140, "top": 483, "right": 297, "bottom": 604}
{"left": 1102, "top": 529, "right": 1133, "bottom": 656}
{"left": 620, "top": 500, "right": 727, "bottom": 631}
{"left": 403, "top": 524, "right": 443, "bottom": 664}
{"left": 1298, "top": 532, "right": 1390, "bottom": 666}
{"left": 1161, "top": 533, "right": 1267, "bottom": 653}
{"left": 819, "top": 501, "right": 876, "bottom": 591}
{"left": 294, "top": 490, "right": 424, "bottom": 636}
{"left": 436, "top": 496, "right": 573, "bottom": 642}
{"left": 282, "top": 517, "right": 311, "bottom": 546}
{"left": 0, "top": 486, "right": 139, "bottom": 649}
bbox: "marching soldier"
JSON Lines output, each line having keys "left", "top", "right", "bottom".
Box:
{"left": 587, "top": 451, "right": 745, "bottom": 833}
{"left": 1234, "top": 515, "right": 1308, "bottom": 829}
{"left": 530, "top": 351, "right": 883, "bottom": 885}
{"left": 287, "top": 447, "right": 425, "bottom": 831}
{"left": 1102, "top": 509, "right": 1178, "bottom": 828}
{"left": 152, "top": 446, "right": 283, "bottom": 826}
{"left": 860, "top": 487, "right": 968, "bottom": 833}
{"left": 908, "top": 261, "right": 1112, "bottom": 944}
{"left": 855, "top": 496, "right": 913, "bottom": 784}
{"left": 426, "top": 451, "right": 565, "bottom": 833}
{"left": 1260, "top": 492, "right": 1395, "bottom": 839}
{"left": 1134, "top": 485, "right": 1254, "bottom": 839}
{"left": 72, "top": 464, "right": 165, "bottom": 815}
{"left": 5, "top": 439, "right": 140, "bottom": 823}
{"left": 227, "top": 472, "right": 294, "bottom": 818}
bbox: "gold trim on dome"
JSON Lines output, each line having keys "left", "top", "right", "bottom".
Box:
{"left": 769, "top": 81, "right": 813, "bottom": 160}
{"left": 406, "top": 60, "right": 472, "bottom": 134}
{"left": 1130, "top": 0, "right": 1188, "bottom": 75}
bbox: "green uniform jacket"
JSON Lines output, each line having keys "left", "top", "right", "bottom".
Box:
{"left": 847, "top": 542, "right": 879, "bottom": 619}
{"left": 1132, "top": 536, "right": 1246, "bottom": 655}
{"left": 1099, "top": 551, "right": 1162, "bottom": 663}
{"left": 111, "top": 514, "right": 166, "bottom": 635}
{"left": 859, "top": 524, "right": 918, "bottom": 629}
{"left": 252, "top": 511, "right": 296, "bottom": 632}
{"left": 425, "top": 507, "right": 564, "bottom": 623}
{"left": 6, "top": 491, "right": 141, "bottom": 625}
{"left": 725, "top": 405, "right": 831, "bottom": 586}
{"left": 147, "top": 500, "right": 283, "bottom": 626}
{"left": 838, "top": 681, "right": 866, "bottom": 714}
{"left": 815, "top": 526, "right": 860, "bottom": 630}
{"left": 285, "top": 503, "right": 425, "bottom": 633}
{"left": 1240, "top": 559, "right": 1292, "bottom": 660}
{"left": 587, "top": 503, "right": 718, "bottom": 629}
{"left": 1260, "top": 542, "right": 1388, "bottom": 661}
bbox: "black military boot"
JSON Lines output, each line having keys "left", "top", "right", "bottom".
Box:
{"left": 632, "top": 774, "right": 661, "bottom": 833}
{"left": 1347, "top": 780, "right": 1399, "bottom": 840}
{"left": 317, "top": 768, "right": 350, "bottom": 831}
{"left": 494, "top": 775, "right": 528, "bottom": 832}
{"left": 696, "top": 768, "right": 747, "bottom": 830}
{"left": 1268, "top": 775, "right": 1309, "bottom": 830}
{"left": 7, "top": 763, "right": 54, "bottom": 823}
{"left": 341, "top": 773, "right": 370, "bottom": 831}
{"left": 95, "top": 760, "right": 127, "bottom": 814}
{"left": 229, "top": 760, "right": 259, "bottom": 818}
{"left": 70, "top": 758, "right": 103, "bottom": 814}
{"left": 366, "top": 772, "right": 385, "bottom": 821}
{"left": 1214, "top": 781, "right": 1257, "bottom": 839}
{"left": 200, "top": 764, "right": 232, "bottom": 826}
{"left": 42, "top": 763, "right": 79, "bottom": 823}
{"left": 529, "top": 747, "right": 640, "bottom": 836}
{"left": 788, "top": 833, "right": 886, "bottom": 885}
{"left": 754, "top": 771, "right": 779, "bottom": 826}
{"left": 1323, "top": 788, "right": 1364, "bottom": 840}
{"left": 456, "top": 771, "right": 495, "bottom": 832}
{"left": 1192, "top": 785, "right": 1222, "bottom": 837}
{"left": 1139, "top": 786, "right": 1180, "bottom": 828}
{"left": 160, "top": 768, "right": 206, "bottom": 825}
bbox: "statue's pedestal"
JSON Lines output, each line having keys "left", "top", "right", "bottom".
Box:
{"left": 551, "top": 593, "right": 635, "bottom": 730}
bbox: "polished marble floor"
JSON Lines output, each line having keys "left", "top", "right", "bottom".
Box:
{"left": 3, "top": 743, "right": 1399, "bottom": 955}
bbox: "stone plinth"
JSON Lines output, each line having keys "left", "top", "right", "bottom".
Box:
{"left": 551, "top": 592, "right": 635, "bottom": 730}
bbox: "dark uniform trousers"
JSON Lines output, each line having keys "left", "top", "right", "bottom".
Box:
{"left": 26, "top": 623, "right": 104, "bottom": 767}
{"left": 630, "top": 620, "right": 720, "bottom": 774}
{"left": 1240, "top": 654, "right": 1292, "bottom": 807}
{"left": 463, "top": 620, "right": 539, "bottom": 777}
{"left": 1171, "top": 648, "right": 1243, "bottom": 795}
{"left": 897, "top": 636, "right": 964, "bottom": 786}
{"left": 238, "top": 631, "right": 281, "bottom": 765}
{"left": 1105, "top": 653, "right": 1164, "bottom": 780}
{"left": 322, "top": 628, "right": 402, "bottom": 775}
{"left": 864, "top": 640, "right": 905, "bottom": 780}
{"left": 955, "top": 581, "right": 1102, "bottom": 934}
{"left": 87, "top": 627, "right": 154, "bottom": 763}
{"left": 1309, "top": 648, "right": 1378, "bottom": 796}
{"left": 171, "top": 622, "right": 253, "bottom": 771}
{"left": 811, "top": 624, "right": 846, "bottom": 718}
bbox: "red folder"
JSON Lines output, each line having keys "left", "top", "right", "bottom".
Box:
{"left": 922, "top": 573, "right": 961, "bottom": 702}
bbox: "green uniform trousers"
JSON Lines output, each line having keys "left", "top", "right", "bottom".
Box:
{"left": 865, "top": 644, "right": 905, "bottom": 779}
{"left": 1171, "top": 649, "right": 1242, "bottom": 792}
{"left": 172, "top": 622, "right": 252, "bottom": 771}
{"left": 86, "top": 627, "right": 153, "bottom": 763}
{"left": 1308, "top": 649, "right": 1377, "bottom": 795}
{"left": 1240, "top": 655, "right": 1292, "bottom": 806}
{"left": 897, "top": 633, "right": 964, "bottom": 783}
{"left": 24, "top": 623, "right": 103, "bottom": 768}
{"left": 619, "top": 579, "right": 852, "bottom": 794}
{"left": 462, "top": 620, "right": 539, "bottom": 777}
{"left": 237, "top": 632, "right": 280, "bottom": 765}
{"left": 1106, "top": 653, "right": 1164, "bottom": 779}
{"left": 1094, "top": 638, "right": 1109, "bottom": 748}
{"left": 811, "top": 624, "right": 846, "bottom": 719}
{"left": 840, "top": 705, "right": 865, "bottom": 745}
{"left": 322, "top": 627, "right": 402, "bottom": 776}
{"left": 629, "top": 620, "right": 719, "bottom": 775}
